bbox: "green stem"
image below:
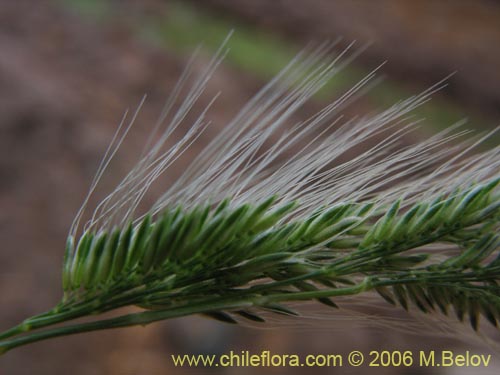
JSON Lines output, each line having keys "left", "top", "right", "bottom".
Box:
{"left": 0, "top": 281, "right": 370, "bottom": 355}
{"left": 0, "top": 276, "right": 182, "bottom": 342}
{"left": 0, "top": 325, "right": 27, "bottom": 341}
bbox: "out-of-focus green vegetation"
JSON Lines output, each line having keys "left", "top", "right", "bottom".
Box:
{"left": 62, "top": 0, "right": 110, "bottom": 20}
{"left": 141, "top": 2, "right": 366, "bottom": 97}
{"left": 61, "top": 0, "right": 495, "bottom": 143}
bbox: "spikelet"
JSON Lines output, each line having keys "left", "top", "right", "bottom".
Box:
{"left": 0, "top": 39, "right": 499, "bottom": 355}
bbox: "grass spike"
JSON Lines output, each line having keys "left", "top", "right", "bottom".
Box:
{"left": 0, "top": 41, "right": 499, "bottom": 356}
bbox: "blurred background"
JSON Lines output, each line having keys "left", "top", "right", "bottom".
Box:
{"left": 0, "top": 0, "right": 499, "bottom": 374}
